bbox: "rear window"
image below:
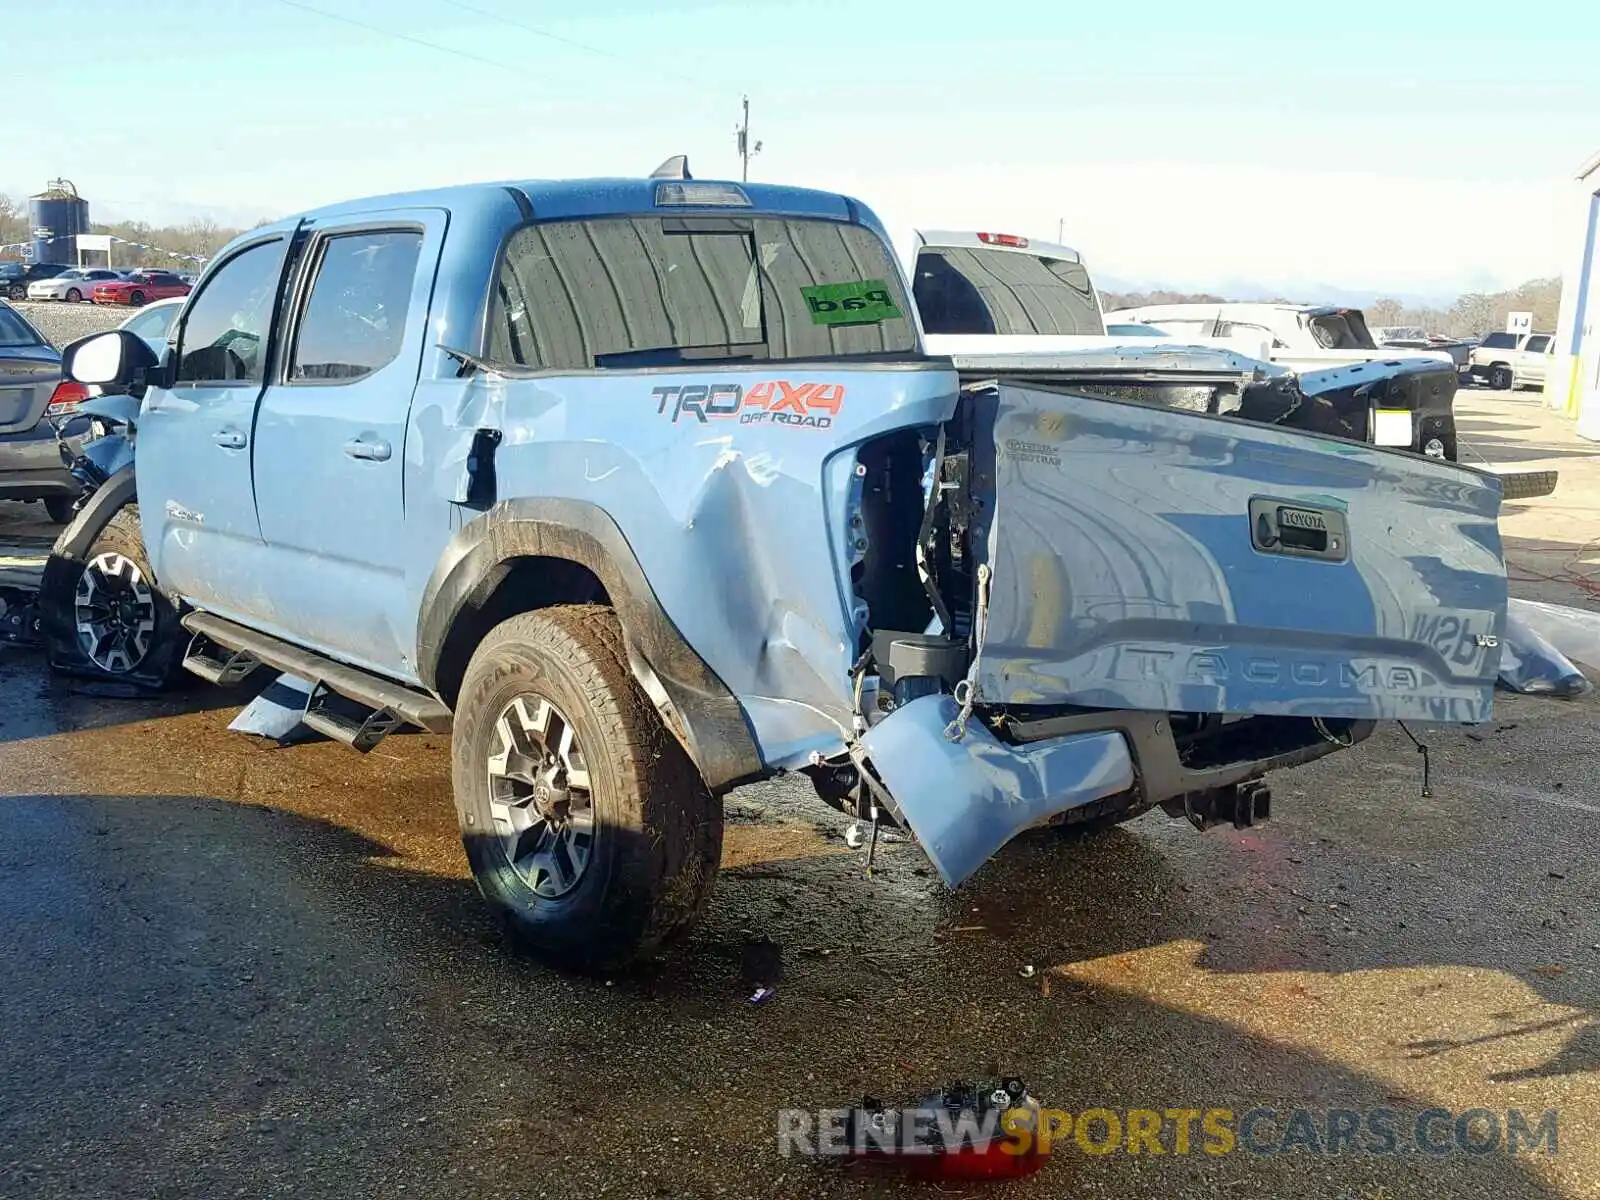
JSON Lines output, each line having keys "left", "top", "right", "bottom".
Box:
{"left": 912, "top": 246, "right": 1102, "bottom": 336}
{"left": 0, "top": 307, "right": 43, "bottom": 347}
{"left": 1481, "top": 331, "right": 1519, "bottom": 349}
{"left": 488, "top": 216, "right": 916, "bottom": 369}
{"left": 1307, "top": 312, "right": 1376, "bottom": 350}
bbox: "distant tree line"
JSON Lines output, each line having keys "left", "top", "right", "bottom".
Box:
{"left": 1099, "top": 277, "right": 1565, "bottom": 339}
{"left": 0, "top": 193, "right": 251, "bottom": 270}
{"left": 2, "top": 190, "right": 1565, "bottom": 335}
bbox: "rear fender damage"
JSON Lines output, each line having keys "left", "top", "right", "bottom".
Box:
{"left": 840, "top": 372, "right": 1504, "bottom": 887}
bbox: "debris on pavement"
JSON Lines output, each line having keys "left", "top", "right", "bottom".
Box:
{"left": 227, "top": 673, "right": 321, "bottom": 743}
{"left": 1499, "top": 599, "right": 1595, "bottom": 697}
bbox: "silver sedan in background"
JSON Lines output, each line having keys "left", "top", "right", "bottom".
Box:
{"left": 26, "top": 268, "right": 126, "bottom": 303}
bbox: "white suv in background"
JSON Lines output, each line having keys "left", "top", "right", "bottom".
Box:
{"left": 1467, "top": 331, "right": 1555, "bottom": 391}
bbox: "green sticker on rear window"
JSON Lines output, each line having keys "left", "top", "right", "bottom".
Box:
{"left": 801, "top": 280, "right": 903, "bottom": 326}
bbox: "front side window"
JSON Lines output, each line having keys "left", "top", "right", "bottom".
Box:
{"left": 913, "top": 247, "right": 1101, "bottom": 336}
{"left": 488, "top": 216, "right": 916, "bottom": 369}
{"left": 175, "top": 239, "right": 283, "bottom": 385}
{"left": 1481, "top": 331, "right": 1518, "bottom": 349}
{"left": 289, "top": 229, "right": 422, "bottom": 382}
{"left": 1524, "top": 335, "right": 1551, "bottom": 353}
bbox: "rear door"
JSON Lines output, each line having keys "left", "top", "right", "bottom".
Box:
{"left": 137, "top": 229, "right": 303, "bottom": 614}
{"left": 247, "top": 211, "right": 443, "bottom": 675}
{"left": 1519, "top": 334, "right": 1552, "bottom": 384}
{"left": 975, "top": 381, "right": 1506, "bottom": 724}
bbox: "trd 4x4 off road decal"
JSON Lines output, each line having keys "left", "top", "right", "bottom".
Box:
{"left": 652, "top": 381, "right": 846, "bottom": 429}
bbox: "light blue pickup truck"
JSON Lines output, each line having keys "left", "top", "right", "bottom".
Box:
{"left": 46, "top": 162, "right": 1508, "bottom": 969}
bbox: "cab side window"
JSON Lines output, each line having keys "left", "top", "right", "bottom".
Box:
{"left": 1524, "top": 335, "right": 1551, "bottom": 354}
{"left": 175, "top": 240, "right": 284, "bottom": 385}
{"left": 288, "top": 230, "right": 422, "bottom": 383}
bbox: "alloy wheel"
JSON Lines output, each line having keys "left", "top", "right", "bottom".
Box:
{"left": 486, "top": 695, "right": 596, "bottom": 898}
{"left": 73, "top": 552, "right": 157, "bottom": 673}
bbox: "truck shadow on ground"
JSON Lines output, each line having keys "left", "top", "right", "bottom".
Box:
{"left": 0, "top": 646, "right": 265, "bottom": 745}
{"left": 0, "top": 773, "right": 1585, "bottom": 1198}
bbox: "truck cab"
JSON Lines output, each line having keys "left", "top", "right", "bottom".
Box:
{"left": 51, "top": 168, "right": 1509, "bottom": 970}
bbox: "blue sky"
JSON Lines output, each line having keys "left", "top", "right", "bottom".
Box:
{"left": 6, "top": 0, "right": 1597, "bottom": 298}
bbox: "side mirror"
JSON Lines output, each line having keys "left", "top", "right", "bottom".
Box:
{"left": 62, "top": 329, "right": 160, "bottom": 390}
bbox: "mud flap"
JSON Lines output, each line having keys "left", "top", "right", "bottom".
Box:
{"left": 859, "top": 693, "right": 1135, "bottom": 887}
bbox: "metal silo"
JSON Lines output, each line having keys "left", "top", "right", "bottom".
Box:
{"left": 28, "top": 179, "right": 91, "bottom": 265}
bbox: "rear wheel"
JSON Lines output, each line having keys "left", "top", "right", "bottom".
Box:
{"left": 1490, "top": 365, "right": 1513, "bottom": 391}
{"left": 42, "top": 495, "right": 76, "bottom": 524}
{"left": 452, "top": 605, "right": 721, "bottom": 971}
{"left": 41, "top": 505, "right": 188, "bottom": 690}
{"left": 65, "top": 288, "right": 81, "bottom": 303}
{"left": 129, "top": 290, "right": 146, "bottom": 307}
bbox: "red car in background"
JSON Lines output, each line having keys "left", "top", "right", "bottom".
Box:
{"left": 91, "top": 270, "right": 192, "bottom": 307}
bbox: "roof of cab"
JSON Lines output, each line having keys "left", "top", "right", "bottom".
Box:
{"left": 295, "top": 177, "right": 867, "bottom": 226}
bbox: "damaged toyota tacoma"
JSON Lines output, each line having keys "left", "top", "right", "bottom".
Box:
{"left": 46, "top": 163, "right": 1509, "bottom": 969}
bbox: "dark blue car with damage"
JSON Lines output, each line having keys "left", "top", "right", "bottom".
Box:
{"left": 46, "top": 163, "right": 1508, "bottom": 969}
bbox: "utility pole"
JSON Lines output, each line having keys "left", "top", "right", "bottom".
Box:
{"left": 1057, "top": 217, "right": 1064, "bottom": 243}
{"left": 735, "top": 96, "right": 762, "bottom": 181}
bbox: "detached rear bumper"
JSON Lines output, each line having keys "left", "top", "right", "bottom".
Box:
{"left": 861, "top": 694, "right": 1369, "bottom": 887}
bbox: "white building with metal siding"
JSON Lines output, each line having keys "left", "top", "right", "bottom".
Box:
{"left": 1553, "top": 149, "right": 1600, "bottom": 437}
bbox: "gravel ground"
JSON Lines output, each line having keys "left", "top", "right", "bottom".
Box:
{"left": 11, "top": 298, "right": 129, "bottom": 348}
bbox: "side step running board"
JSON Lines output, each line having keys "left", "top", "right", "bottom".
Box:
{"left": 181, "top": 612, "right": 453, "bottom": 735}
{"left": 183, "top": 633, "right": 263, "bottom": 686}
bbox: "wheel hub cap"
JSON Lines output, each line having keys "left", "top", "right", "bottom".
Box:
{"left": 486, "top": 696, "right": 594, "bottom": 899}
{"left": 74, "top": 552, "right": 156, "bottom": 674}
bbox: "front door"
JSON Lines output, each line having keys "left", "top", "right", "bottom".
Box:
{"left": 247, "top": 212, "right": 444, "bottom": 677}
{"left": 137, "top": 230, "right": 301, "bottom": 615}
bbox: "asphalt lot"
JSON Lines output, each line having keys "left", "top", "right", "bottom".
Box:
{"left": 2, "top": 388, "right": 1599, "bottom": 1199}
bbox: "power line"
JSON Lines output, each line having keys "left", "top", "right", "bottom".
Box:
{"left": 433, "top": 0, "right": 707, "bottom": 89}
{"left": 270, "top": 0, "right": 529, "bottom": 76}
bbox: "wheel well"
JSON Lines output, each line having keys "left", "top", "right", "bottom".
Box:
{"left": 433, "top": 555, "right": 611, "bottom": 709}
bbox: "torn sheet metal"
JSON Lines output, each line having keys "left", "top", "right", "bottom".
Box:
{"left": 859, "top": 693, "right": 1134, "bottom": 887}
{"left": 228, "top": 672, "right": 320, "bottom": 742}
{"left": 1499, "top": 599, "right": 1597, "bottom": 697}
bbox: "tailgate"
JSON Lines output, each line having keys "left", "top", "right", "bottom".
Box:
{"left": 973, "top": 382, "right": 1506, "bottom": 723}
{"left": 0, "top": 352, "right": 58, "bottom": 435}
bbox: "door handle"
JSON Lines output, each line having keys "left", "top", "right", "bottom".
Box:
{"left": 343, "top": 437, "right": 392, "bottom": 462}
{"left": 211, "top": 429, "right": 246, "bottom": 449}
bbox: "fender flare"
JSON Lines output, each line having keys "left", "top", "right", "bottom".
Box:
{"left": 415, "top": 498, "right": 764, "bottom": 793}
{"left": 51, "top": 464, "right": 138, "bottom": 564}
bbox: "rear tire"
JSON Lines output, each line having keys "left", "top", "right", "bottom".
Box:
{"left": 1490, "top": 365, "right": 1513, "bottom": 391}
{"left": 65, "top": 288, "right": 81, "bottom": 303}
{"left": 129, "top": 290, "right": 146, "bottom": 307}
{"left": 41, "top": 504, "right": 188, "bottom": 690}
{"left": 451, "top": 605, "right": 721, "bottom": 972}
{"left": 42, "top": 495, "right": 76, "bottom": 524}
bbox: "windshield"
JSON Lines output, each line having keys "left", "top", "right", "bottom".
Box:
{"left": 0, "top": 307, "right": 44, "bottom": 347}
{"left": 1481, "top": 331, "right": 1519, "bottom": 349}
{"left": 489, "top": 216, "right": 917, "bottom": 369}
{"left": 912, "top": 246, "right": 1102, "bottom": 336}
